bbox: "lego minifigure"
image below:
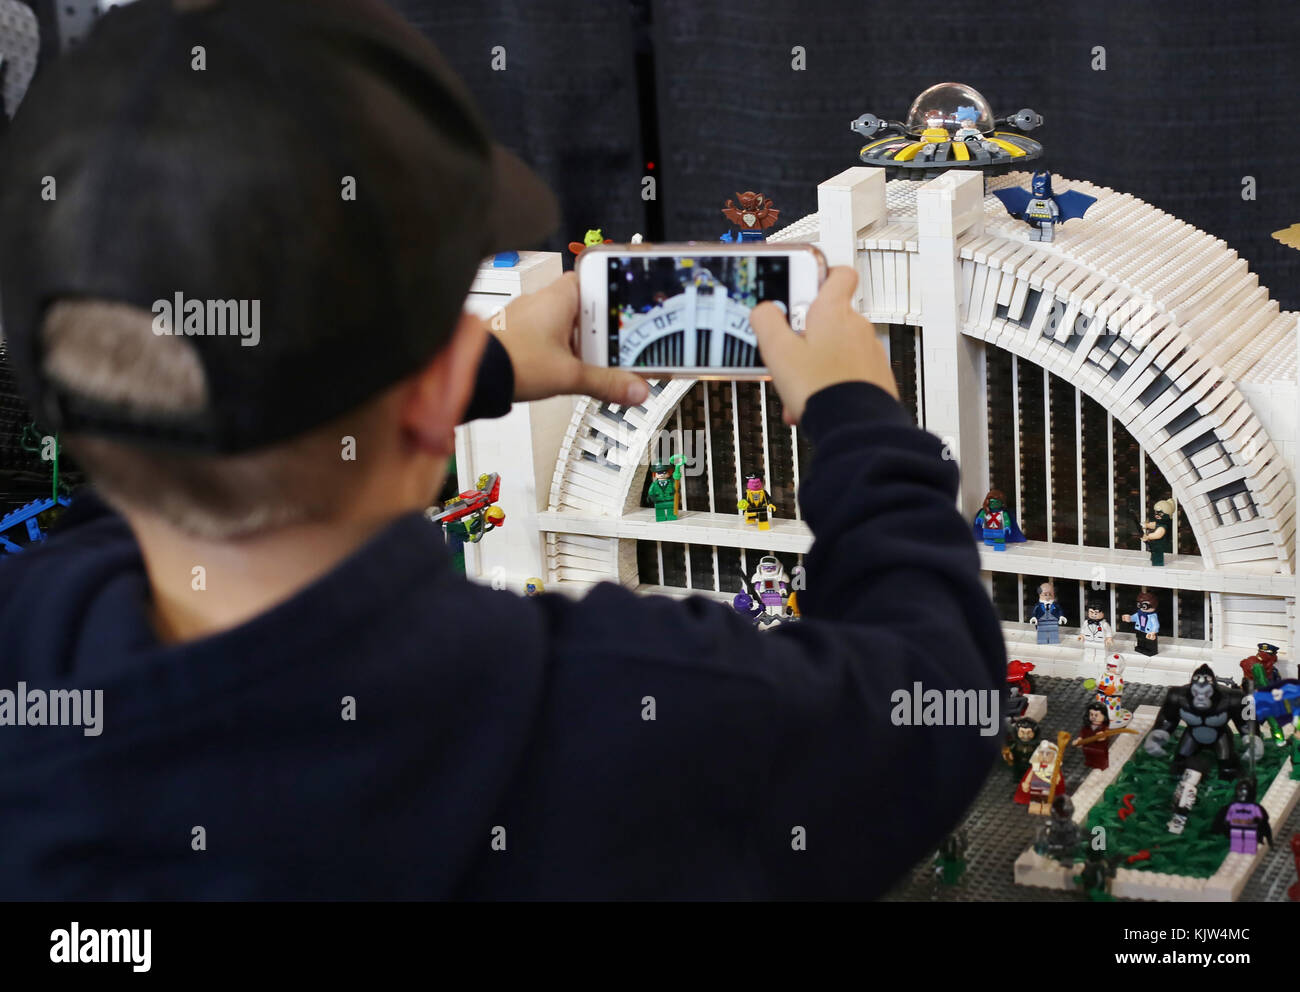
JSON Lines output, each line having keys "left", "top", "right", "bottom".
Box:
{"left": 445, "top": 504, "right": 504, "bottom": 544}
{"left": 1002, "top": 716, "right": 1041, "bottom": 778}
{"left": 1211, "top": 778, "right": 1272, "bottom": 855}
{"left": 1252, "top": 679, "right": 1300, "bottom": 756}
{"left": 524, "top": 577, "right": 544, "bottom": 597}
{"left": 1239, "top": 642, "right": 1281, "bottom": 689}
{"left": 1034, "top": 795, "right": 1080, "bottom": 866}
{"left": 720, "top": 191, "right": 779, "bottom": 243}
{"left": 1016, "top": 736, "right": 1067, "bottom": 814}
{"left": 1093, "top": 656, "right": 1131, "bottom": 727}
{"left": 736, "top": 475, "right": 776, "bottom": 531}
{"left": 1004, "top": 660, "right": 1035, "bottom": 724}
{"left": 972, "top": 489, "right": 1026, "bottom": 551}
{"left": 932, "top": 829, "right": 968, "bottom": 886}
{"left": 1167, "top": 768, "right": 1203, "bottom": 835}
{"left": 1136, "top": 499, "right": 1175, "bottom": 566}
{"left": 1029, "top": 581, "right": 1066, "bottom": 644}
{"left": 951, "top": 105, "right": 983, "bottom": 143}
{"left": 1121, "top": 592, "right": 1160, "bottom": 657}
{"left": 646, "top": 457, "right": 684, "bottom": 522}
{"left": 1144, "top": 664, "right": 1262, "bottom": 780}
{"left": 992, "top": 170, "right": 1097, "bottom": 243}
{"left": 749, "top": 555, "right": 790, "bottom": 630}
{"left": 1073, "top": 701, "right": 1112, "bottom": 771}
{"left": 568, "top": 229, "right": 613, "bottom": 256}
{"left": 1078, "top": 600, "right": 1114, "bottom": 671}
{"left": 1074, "top": 848, "right": 1118, "bottom": 902}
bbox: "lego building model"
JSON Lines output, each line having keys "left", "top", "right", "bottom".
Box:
{"left": 456, "top": 81, "right": 1300, "bottom": 902}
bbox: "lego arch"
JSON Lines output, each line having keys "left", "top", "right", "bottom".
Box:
{"left": 547, "top": 378, "right": 698, "bottom": 519}
{"left": 960, "top": 269, "right": 1294, "bottom": 574}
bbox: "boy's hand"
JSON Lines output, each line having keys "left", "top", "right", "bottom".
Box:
{"left": 751, "top": 266, "right": 897, "bottom": 425}
{"left": 491, "top": 272, "right": 650, "bottom": 406}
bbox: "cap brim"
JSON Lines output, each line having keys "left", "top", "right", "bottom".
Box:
{"left": 487, "top": 143, "right": 559, "bottom": 253}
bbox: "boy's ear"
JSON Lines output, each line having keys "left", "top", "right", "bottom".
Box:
{"left": 402, "top": 311, "right": 489, "bottom": 455}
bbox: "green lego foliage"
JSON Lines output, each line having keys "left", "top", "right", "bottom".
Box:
{"left": 1080, "top": 730, "right": 1286, "bottom": 877}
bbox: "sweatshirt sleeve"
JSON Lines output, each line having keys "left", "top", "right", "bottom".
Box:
{"left": 749, "top": 380, "right": 1006, "bottom": 897}
{"left": 459, "top": 333, "right": 515, "bottom": 424}
{"left": 539, "top": 380, "right": 1005, "bottom": 898}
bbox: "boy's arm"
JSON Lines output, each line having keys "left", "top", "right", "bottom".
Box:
{"left": 744, "top": 378, "right": 1004, "bottom": 896}
{"left": 545, "top": 380, "right": 1004, "bottom": 898}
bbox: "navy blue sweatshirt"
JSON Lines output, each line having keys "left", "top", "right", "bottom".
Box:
{"left": 0, "top": 341, "right": 1004, "bottom": 899}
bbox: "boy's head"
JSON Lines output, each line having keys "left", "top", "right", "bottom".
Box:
{"left": 0, "top": 0, "right": 557, "bottom": 537}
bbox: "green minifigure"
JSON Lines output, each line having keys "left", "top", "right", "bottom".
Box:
{"left": 932, "top": 829, "right": 968, "bottom": 887}
{"left": 647, "top": 456, "right": 685, "bottom": 522}
{"left": 1073, "top": 848, "right": 1118, "bottom": 901}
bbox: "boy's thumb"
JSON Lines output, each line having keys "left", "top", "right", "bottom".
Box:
{"left": 578, "top": 365, "right": 651, "bottom": 406}
{"left": 751, "top": 301, "right": 799, "bottom": 367}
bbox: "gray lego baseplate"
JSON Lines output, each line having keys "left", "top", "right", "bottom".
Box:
{"left": 884, "top": 675, "right": 1300, "bottom": 902}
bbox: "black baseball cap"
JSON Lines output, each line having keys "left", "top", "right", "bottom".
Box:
{"left": 0, "top": 0, "right": 558, "bottom": 453}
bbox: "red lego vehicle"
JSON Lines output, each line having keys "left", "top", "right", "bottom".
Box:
{"left": 427, "top": 472, "right": 501, "bottom": 526}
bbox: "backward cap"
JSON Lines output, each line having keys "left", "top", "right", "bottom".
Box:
{"left": 0, "top": 0, "right": 557, "bottom": 453}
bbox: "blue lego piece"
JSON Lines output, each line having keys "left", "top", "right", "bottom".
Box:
{"left": 1254, "top": 681, "right": 1300, "bottom": 727}
{"left": 720, "top": 229, "right": 766, "bottom": 244}
{"left": 992, "top": 171, "right": 1096, "bottom": 243}
{"left": 0, "top": 495, "right": 72, "bottom": 554}
{"left": 492, "top": 251, "right": 520, "bottom": 268}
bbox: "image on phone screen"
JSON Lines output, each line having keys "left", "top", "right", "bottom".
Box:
{"left": 607, "top": 255, "right": 790, "bottom": 368}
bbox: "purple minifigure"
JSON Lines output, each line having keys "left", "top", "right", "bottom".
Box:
{"left": 1212, "top": 778, "right": 1272, "bottom": 854}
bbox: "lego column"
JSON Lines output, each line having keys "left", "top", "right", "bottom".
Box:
{"left": 915, "top": 170, "right": 988, "bottom": 517}
{"left": 457, "top": 251, "right": 569, "bottom": 590}
{"left": 816, "top": 167, "right": 886, "bottom": 311}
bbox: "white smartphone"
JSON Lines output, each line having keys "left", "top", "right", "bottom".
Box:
{"left": 575, "top": 242, "right": 826, "bottom": 378}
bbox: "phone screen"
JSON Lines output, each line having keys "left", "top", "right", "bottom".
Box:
{"left": 606, "top": 254, "right": 790, "bottom": 368}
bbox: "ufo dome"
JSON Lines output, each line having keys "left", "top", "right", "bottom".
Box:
{"left": 905, "top": 82, "right": 995, "bottom": 136}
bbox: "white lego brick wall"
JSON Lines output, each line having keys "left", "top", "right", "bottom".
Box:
{"left": 457, "top": 251, "right": 567, "bottom": 590}
{"left": 1238, "top": 381, "right": 1298, "bottom": 485}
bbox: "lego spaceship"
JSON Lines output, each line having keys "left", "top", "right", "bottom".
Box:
{"left": 851, "top": 82, "right": 1042, "bottom": 179}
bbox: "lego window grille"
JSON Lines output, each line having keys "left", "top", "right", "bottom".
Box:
{"left": 607, "top": 255, "right": 789, "bottom": 368}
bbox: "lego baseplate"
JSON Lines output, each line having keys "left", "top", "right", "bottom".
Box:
{"left": 1013, "top": 703, "right": 1300, "bottom": 902}
{"left": 884, "top": 676, "right": 1300, "bottom": 902}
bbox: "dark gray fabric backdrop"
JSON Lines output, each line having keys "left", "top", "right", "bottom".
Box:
{"left": 392, "top": 0, "right": 1300, "bottom": 309}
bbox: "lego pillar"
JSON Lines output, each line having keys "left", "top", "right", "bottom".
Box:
{"left": 816, "top": 167, "right": 886, "bottom": 311}
{"left": 915, "top": 170, "right": 987, "bottom": 517}
{"left": 457, "top": 251, "right": 567, "bottom": 589}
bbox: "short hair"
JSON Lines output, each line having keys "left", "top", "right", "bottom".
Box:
{"left": 42, "top": 300, "right": 395, "bottom": 539}
{"left": 1037, "top": 582, "right": 1054, "bottom": 596}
